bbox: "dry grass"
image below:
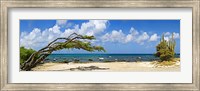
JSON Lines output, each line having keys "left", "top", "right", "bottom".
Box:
{"left": 157, "top": 61, "right": 176, "bottom": 66}
{"left": 151, "top": 58, "right": 180, "bottom": 67}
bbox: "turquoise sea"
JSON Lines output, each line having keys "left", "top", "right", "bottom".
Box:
{"left": 44, "top": 54, "right": 180, "bottom": 62}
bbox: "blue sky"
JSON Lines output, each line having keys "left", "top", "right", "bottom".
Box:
{"left": 20, "top": 20, "right": 180, "bottom": 54}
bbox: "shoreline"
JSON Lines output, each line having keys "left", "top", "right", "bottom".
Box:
{"left": 31, "top": 60, "right": 180, "bottom": 72}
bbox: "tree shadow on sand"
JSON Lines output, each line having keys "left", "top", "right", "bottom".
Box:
{"left": 69, "top": 66, "right": 109, "bottom": 71}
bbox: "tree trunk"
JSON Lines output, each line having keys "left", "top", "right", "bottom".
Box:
{"left": 20, "top": 33, "right": 105, "bottom": 71}
{"left": 21, "top": 33, "right": 81, "bottom": 71}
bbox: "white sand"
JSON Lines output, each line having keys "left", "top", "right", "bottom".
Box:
{"left": 32, "top": 61, "right": 180, "bottom": 72}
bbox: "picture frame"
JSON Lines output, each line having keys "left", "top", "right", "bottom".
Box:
{"left": 0, "top": 0, "right": 199, "bottom": 90}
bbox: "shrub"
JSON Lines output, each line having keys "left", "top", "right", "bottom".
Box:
{"left": 20, "top": 47, "right": 37, "bottom": 65}
{"left": 155, "top": 33, "right": 176, "bottom": 61}
{"left": 159, "top": 49, "right": 174, "bottom": 61}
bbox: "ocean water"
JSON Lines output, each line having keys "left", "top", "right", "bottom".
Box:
{"left": 44, "top": 54, "right": 180, "bottom": 62}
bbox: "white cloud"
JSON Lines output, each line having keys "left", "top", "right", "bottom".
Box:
{"left": 79, "top": 20, "right": 108, "bottom": 36}
{"left": 101, "top": 27, "right": 152, "bottom": 44}
{"left": 20, "top": 25, "right": 62, "bottom": 49}
{"left": 61, "top": 29, "right": 76, "bottom": 38}
{"left": 56, "top": 20, "right": 67, "bottom": 26}
{"left": 101, "top": 33, "right": 110, "bottom": 42}
{"left": 125, "top": 34, "right": 133, "bottom": 43}
{"left": 101, "top": 30, "right": 126, "bottom": 43}
{"left": 163, "top": 32, "right": 180, "bottom": 41}
{"left": 173, "top": 32, "right": 180, "bottom": 39}
{"left": 20, "top": 19, "right": 180, "bottom": 50}
{"left": 129, "top": 27, "right": 139, "bottom": 36}
{"left": 149, "top": 34, "right": 160, "bottom": 42}
{"left": 20, "top": 28, "right": 44, "bottom": 49}
{"left": 20, "top": 32, "right": 27, "bottom": 38}
{"left": 135, "top": 32, "right": 149, "bottom": 44}
{"left": 48, "top": 25, "right": 61, "bottom": 34}
{"left": 165, "top": 32, "right": 170, "bottom": 36}
{"left": 164, "top": 36, "right": 169, "bottom": 41}
{"left": 124, "top": 27, "right": 139, "bottom": 43}
{"left": 20, "top": 20, "right": 108, "bottom": 50}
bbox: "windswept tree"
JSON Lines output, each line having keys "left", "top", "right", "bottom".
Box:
{"left": 21, "top": 33, "right": 106, "bottom": 71}
{"left": 155, "top": 33, "right": 176, "bottom": 61}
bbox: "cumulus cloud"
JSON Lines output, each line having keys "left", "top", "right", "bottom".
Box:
{"left": 101, "top": 27, "right": 153, "bottom": 44}
{"left": 79, "top": 20, "right": 108, "bottom": 36}
{"left": 124, "top": 27, "right": 139, "bottom": 43}
{"left": 101, "top": 30, "right": 126, "bottom": 43}
{"left": 173, "top": 32, "right": 180, "bottom": 39}
{"left": 20, "top": 25, "right": 62, "bottom": 49}
{"left": 164, "top": 32, "right": 180, "bottom": 41}
{"left": 56, "top": 20, "right": 67, "bottom": 26}
{"left": 20, "top": 19, "right": 180, "bottom": 50}
{"left": 20, "top": 20, "right": 108, "bottom": 50}
{"left": 135, "top": 32, "right": 149, "bottom": 44}
{"left": 164, "top": 36, "right": 169, "bottom": 41}
{"left": 149, "top": 34, "right": 160, "bottom": 42}
{"left": 129, "top": 27, "right": 139, "bottom": 36}
{"left": 125, "top": 34, "right": 133, "bottom": 43}
{"left": 165, "top": 32, "right": 170, "bottom": 36}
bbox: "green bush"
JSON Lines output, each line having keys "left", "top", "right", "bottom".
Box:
{"left": 20, "top": 47, "right": 37, "bottom": 65}
{"left": 159, "top": 49, "right": 173, "bottom": 61}
{"left": 155, "top": 33, "right": 176, "bottom": 61}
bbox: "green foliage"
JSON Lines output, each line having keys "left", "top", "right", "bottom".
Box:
{"left": 44, "top": 35, "right": 105, "bottom": 53}
{"left": 159, "top": 49, "right": 174, "bottom": 61}
{"left": 55, "top": 40, "right": 106, "bottom": 52}
{"left": 20, "top": 47, "right": 37, "bottom": 65}
{"left": 20, "top": 33, "right": 106, "bottom": 71}
{"left": 82, "top": 35, "right": 95, "bottom": 40}
{"left": 155, "top": 33, "right": 176, "bottom": 61}
{"left": 155, "top": 39, "right": 168, "bottom": 57}
{"left": 93, "top": 46, "right": 106, "bottom": 52}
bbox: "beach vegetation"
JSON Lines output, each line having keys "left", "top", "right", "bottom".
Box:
{"left": 20, "top": 47, "right": 39, "bottom": 65}
{"left": 151, "top": 57, "right": 180, "bottom": 67}
{"left": 159, "top": 61, "right": 176, "bottom": 66}
{"left": 21, "top": 33, "right": 106, "bottom": 71}
{"left": 155, "top": 33, "right": 176, "bottom": 61}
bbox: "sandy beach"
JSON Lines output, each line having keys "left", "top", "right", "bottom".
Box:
{"left": 31, "top": 61, "right": 180, "bottom": 72}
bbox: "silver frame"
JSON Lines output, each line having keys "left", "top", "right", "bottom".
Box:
{"left": 0, "top": 0, "right": 199, "bottom": 90}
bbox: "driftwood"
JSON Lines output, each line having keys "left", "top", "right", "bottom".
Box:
{"left": 21, "top": 33, "right": 105, "bottom": 71}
